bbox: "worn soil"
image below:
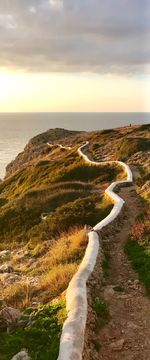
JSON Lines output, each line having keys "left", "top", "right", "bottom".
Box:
{"left": 83, "top": 180, "right": 150, "bottom": 360}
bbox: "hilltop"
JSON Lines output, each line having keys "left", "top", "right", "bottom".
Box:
{"left": 0, "top": 123, "right": 149, "bottom": 360}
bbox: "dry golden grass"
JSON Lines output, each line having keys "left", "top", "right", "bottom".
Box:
{"left": 2, "top": 263, "right": 77, "bottom": 307}
{"left": 2, "top": 228, "right": 87, "bottom": 307}
{"left": 37, "top": 263, "right": 77, "bottom": 303}
{"left": 2, "top": 279, "right": 33, "bottom": 308}
{"left": 39, "top": 228, "right": 87, "bottom": 271}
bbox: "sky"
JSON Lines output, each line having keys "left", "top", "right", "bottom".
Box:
{"left": 0, "top": 0, "right": 150, "bottom": 112}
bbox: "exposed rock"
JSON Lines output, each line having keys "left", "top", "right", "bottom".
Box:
{"left": 11, "top": 350, "right": 30, "bottom": 360}
{"left": 104, "top": 285, "right": 115, "bottom": 300}
{"left": 24, "top": 251, "right": 29, "bottom": 256}
{"left": 0, "top": 264, "right": 14, "bottom": 273}
{"left": 5, "top": 128, "right": 80, "bottom": 177}
{"left": 127, "top": 321, "right": 139, "bottom": 330}
{"left": 0, "top": 250, "right": 11, "bottom": 257}
{"left": 141, "top": 181, "right": 150, "bottom": 193}
{"left": 1, "top": 273, "right": 20, "bottom": 283}
{"left": 127, "top": 280, "right": 132, "bottom": 285}
{"left": 109, "top": 338, "right": 125, "bottom": 350}
{"left": 0, "top": 307, "right": 22, "bottom": 328}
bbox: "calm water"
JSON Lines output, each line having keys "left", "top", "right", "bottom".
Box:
{"left": 0, "top": 112, "right": 149, "bottom": 179}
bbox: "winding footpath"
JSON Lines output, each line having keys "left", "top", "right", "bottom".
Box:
{"left": 57, "top": 142, "right": 133, "bottom": 360}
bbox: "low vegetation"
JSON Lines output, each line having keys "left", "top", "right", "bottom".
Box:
{"left": 0, "top": 301, "right": 66, "bottom": 360}
{"left": 0, "top": 146, "right": 120, "bottom": 248}
{"left": 1, "top": 125, "right": 149, "bottom": 359}
{"left": 1, "top": 228, "right": 85, "bottom": 307}
{"left": 125, "top": 212, "right": 150, "bottom": 295}
{"left": 115, "top": 137, "right": 150, "bottom": 161}
{"left": 94, "top": 297, "right": 110, "bottom": 331}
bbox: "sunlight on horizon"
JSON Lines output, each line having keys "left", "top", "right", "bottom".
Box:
{"left": 0, "top": 70, "right": 149, "bottom": 112}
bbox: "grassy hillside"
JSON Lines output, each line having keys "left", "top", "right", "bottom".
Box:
{"left": 0, "top": 147, "right": 121, "bottom": 247}
{"left": 0, "top": 124, "right": 149, "bottom": 359}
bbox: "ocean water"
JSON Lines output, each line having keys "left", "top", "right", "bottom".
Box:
{"left": 0, "top": 112, "right": 149, "bottom": 179}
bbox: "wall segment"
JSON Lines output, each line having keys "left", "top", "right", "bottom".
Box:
{"left": 58, "top": 141, "right": 133, "bottom": 360}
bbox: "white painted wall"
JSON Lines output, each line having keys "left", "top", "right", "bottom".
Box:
{"left": 58, "top": 142, "right": 132, "bottom": 360}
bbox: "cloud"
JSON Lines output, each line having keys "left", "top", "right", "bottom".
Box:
{"left": 49, "top": 0, "right": 63, "bottom": 10}
{"left": 29, "top": 7, "right": 36, "bottom": 14}
{"left": 0, "top": 14, "right": 17, "bottom": 29}
{"left": 0, "top": 0, "right": 149, "bottom": 73}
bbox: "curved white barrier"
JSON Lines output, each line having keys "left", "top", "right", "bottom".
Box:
{"left": 57, "top": 141, "right": 133, "bottom": 360}
{"left": 78, "top": 142, "right": 132, "bottom": 232}
{"left": 47, "top": 142, "right": 71, "bottom": 150}
{"left": 58, "top": 231, "right": 99, "bottom": 360}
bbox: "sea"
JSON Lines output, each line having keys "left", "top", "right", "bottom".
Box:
{"left": 0, "top": 112, "right": 149, "bottom": 179}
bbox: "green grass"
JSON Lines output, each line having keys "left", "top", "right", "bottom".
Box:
{"left": 27, "top": 195, "right": 113, "bottom": 245}
{"left": 0, "top": 144, "right": 120, "bottom": 247}
{"left": 92, "top": 339, "right": 101, "bottom": 352}
{"left": 2, "top": 228, "right": 86, "bottom": 307}
{"left": 93, "top": 297, "right": 110, "bottom": 331}
{"left": 0, "top": 301, "right": 66, "bottom": 360}
{"left": 125, "top": 238, "right": 150, "bottom": 295}
{"left": 0, "top": 185, "right": 93, "bottom": 245}
{"left": 113, "top": 286, "right": 124, "bottom": 293}
{"left": 0, "top": 198, "right": 7, "bottom": 207}
{"left": 102, "top": 248, "right": 110, "bottom": 277}
{"left": 115, "top": 137, "right": 150, "bottom": 161}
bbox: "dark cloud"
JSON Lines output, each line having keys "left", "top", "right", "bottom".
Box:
{"left": 0, "top": 0, "right": 149, "bottom": 73}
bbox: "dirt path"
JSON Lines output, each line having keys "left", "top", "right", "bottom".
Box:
{"left": 97, "top": 185, "right": 150, "bottom": 360}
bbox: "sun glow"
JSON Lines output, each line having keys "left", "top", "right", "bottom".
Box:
{"left": 0, "top": 70, "right": 149, "bottom": 112}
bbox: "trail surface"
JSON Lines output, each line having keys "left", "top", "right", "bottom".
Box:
{"left": 97, "top": 184, "right": 150, "bottom": 360}
{"left": 58, "top": 142, "right": 133, "bottom": 360}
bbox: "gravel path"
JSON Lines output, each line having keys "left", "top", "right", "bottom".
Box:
{"left": 97, "top": 185, "right": 150, "bottom": 360}
{"left": 83, "top": 181, "right": 150, "bottom": 360}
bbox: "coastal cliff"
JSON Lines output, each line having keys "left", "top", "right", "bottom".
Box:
{"left": 0, "top": 124, "right": 149, "bottom": 360}
{"left": 5, "top": 128, "right": 81, "bottom": 178}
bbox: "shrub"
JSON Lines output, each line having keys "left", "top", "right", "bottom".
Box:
{"left": 125, "top": 238, "right": 150, "bottom": 295}
{"left": 93, "top": 297, "right": 110, "bottom": 331}
{"left": 0, "top": 302, "right": 66, "bottom": 360}
{"left": 39, "top": 228, "right": 86, "bottom": 271}
{"left": 115, "top": 137, "right": 150, "bottom": 161}
{"left": 37, "top": 263, "right": 77, "bottom": 303}
{"left": 0, "top": 189, "right": 90, "bottom": 244}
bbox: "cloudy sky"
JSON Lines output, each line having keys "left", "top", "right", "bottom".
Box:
{"left": 0, "top": 0, "right": 149, "bottom": 112}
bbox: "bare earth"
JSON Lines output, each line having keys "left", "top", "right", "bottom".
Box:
{"left": 97, "top": 185, "right": 150, "bottom": 360}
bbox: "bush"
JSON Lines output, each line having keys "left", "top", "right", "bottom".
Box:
{"left": 115, "top": 137, "right": 150, "bottom": 161}
{"left": 125, "top": 239, "right": 150, "bottom": 295}
{"left": 37, "top": 263, "right": 77, "bottom": 303}
{"left": 0, "top": 302, "right": 66, "bottom": 360}
{"left": 0, "top": 189, "right": 90, "bottom": 244}
{"left": 28, "top": 195, "right": 113, "bottom": 244}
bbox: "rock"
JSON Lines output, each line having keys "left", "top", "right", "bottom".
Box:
{"left": 0, "top": 264, "right": 13, "bottom": 273}
{"left": 127, "top": 280, "right": 132, "bottom": 285}
{"left": 0, "top": 307, "right": 22, "bottom": 328}
{"left": 8, "top": 274, "right": 21, "bottom": 282}
{"left": 31, "top": 301, "right": 38, "bottom": 306}
{"left": 0, "top": 273, "right": 10, "bottom": 280}
{"left": 109, "top": 338, "right": 125, "bottom": 351}
{"left": 0, "top": 250, "right": 11, "bottom": 257}
{"left": 117, "top": 294, "right": 130, "bottom": 299}
{"left": 24, "top": 251, "right": 29, "bottom": 256}
{"left": 1, "top": 273, "right": 20, "bottom": 284}
{"left": 141, "top": 181, "right": 150, "bottom": 193}
{"left": 11, "top": 350, "right": 30, "bottom": 360}
{"left": 104, "top": 286, "right": 115, "bottom": 300}
{"left": 134, "top": 279, "right": 139, "bottom": 285}
{"left": 127, "top": 321, "right": 139, "bottom": 330}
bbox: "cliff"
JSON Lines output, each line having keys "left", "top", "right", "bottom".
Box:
{"left": 5, "top": 128, "right": 81, "bottom": 178}
{"left": 0, "top": 123, "right": 149, "bottom": 360}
